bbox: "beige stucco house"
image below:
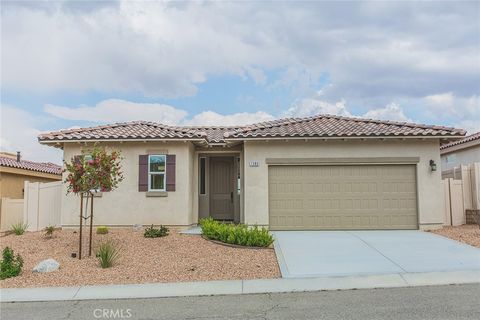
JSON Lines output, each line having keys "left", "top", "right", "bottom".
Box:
{"left": 39, "top": 114, "right": 465, "bottom": 231}
{"left": 440, "top": 132, "right": 480, "bottom": 171}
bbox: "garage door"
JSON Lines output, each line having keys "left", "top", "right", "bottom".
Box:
{"left": 269, "top": 165, "right": 418, "bottom": 230}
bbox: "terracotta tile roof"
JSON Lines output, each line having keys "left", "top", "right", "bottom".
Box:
{"left": 440, "top": 131, "right": 480, "bottom": 150}
{"left": 0, "top": 156, "right": 62, "bottom": 175}
{"left": 224, "top": 114, "right": 465, "bottom": 139}
{"left": 38, "top": 115, "right": 465, "bottom": 144}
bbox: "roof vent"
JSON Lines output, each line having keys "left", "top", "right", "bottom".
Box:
{"left": 16, "top": 151, "right": 21, "bottom": 162}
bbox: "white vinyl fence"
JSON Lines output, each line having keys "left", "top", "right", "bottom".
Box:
{"left": 24, "top": 181, "right": 62, "bottom": 231}
{"left": 442, "top": 162, "right": 480, "bottom": 225}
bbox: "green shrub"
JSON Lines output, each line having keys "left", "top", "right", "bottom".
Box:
{"left": 96, "top": 226, "right": 109, "bottom": 235}
{"left": 199, "top": 217, "right": 274, "bottom": 247}
{"left": 10, "top": 222, "right": 28, "bottom": 235}
{"left": 0, "top": 247, "right": 23, "bottom": 280}
{"left": 95, "top": 241, "right": 119, "bottom": 268}
{"left": 143, "top": 224, "right": 169, "bottom": 238}
{"left": 44, "top": 225, "right": 55, "bottom": 238}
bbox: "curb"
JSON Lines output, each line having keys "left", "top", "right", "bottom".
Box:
{"left": 1, "top": 270, "right": 479, "bottom": 302}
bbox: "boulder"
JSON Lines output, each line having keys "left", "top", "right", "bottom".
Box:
{"left": 33, "top": 258, "right": 60, "bottom": 273}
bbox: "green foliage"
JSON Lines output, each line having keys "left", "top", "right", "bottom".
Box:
{"left": 95, "top": 241, "right": 119, "bottom": 268}
{"left": 143, "top": 225, "right": 169, "bottom": 238}
{"left": 10, "top": 222, "right": 29, "bottom": 235}
{"left": 64, "top": 144, "right": 124, "bottom": 194}
{"left": 0, "top": 247, "right": 23, "bottom": 280}
{"left": 200, "top": 217, "right": 274, "bottom": 247}
{"left": 96, "top": 226, "right": 109, "bottom": 235}
{"left": 44, "top": 225, "right": 55, "bottom": 238}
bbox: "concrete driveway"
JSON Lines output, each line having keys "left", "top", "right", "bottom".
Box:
{"left": 273, "top": 231, "right": 480, "bottom": 278}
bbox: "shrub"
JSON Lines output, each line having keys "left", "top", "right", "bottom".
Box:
{"left": 199, "top": 217, "right": 274, "bottom": 247}
{"left": 44, "top": 225, "right": 55, "bottom": 238}
{"left": 95, "top": 241, "right": 119, "bottom": 268}
{"left": 96, "top": 226, "right": 109, "bottom": 235}
{"left": 0, "top": 247, "right": 23, "bottom": 280}
{"left": 144, "top": 225, "right": 169, "bottom": 238}
{"left": 10, "top": 222, "right": 28, "bottom": 235}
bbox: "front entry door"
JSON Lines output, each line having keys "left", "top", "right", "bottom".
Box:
{"left": 210, "top": 157, "right": 234, "bottom": 220}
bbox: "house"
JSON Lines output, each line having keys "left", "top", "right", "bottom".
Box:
{"left": 440, "top": 131, "right": 480, "bottom": 172}
{"left": 38, "top": 114, "right": 465, "bottom": 231}
{"left": 0, "top": 152, "right": 62, "bottom": 200}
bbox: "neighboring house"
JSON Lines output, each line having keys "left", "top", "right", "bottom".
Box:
{"left": 440, "top": 132, "right": 480, "bottom": 172}
{"left": 38, "top": 114, "right": 465, "bottom": 231}
{"left": 0, "top": 152, "right": 62, "bottom": 200}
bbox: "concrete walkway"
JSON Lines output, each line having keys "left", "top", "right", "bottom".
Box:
{"left": 273, "top": 231, "right": 480, "bottom": 278}
{"left": 2, "top": 270, "right": 479, "bottom": 302}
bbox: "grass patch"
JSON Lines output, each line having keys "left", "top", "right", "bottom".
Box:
{"left": 200, "top": 217, "right": 273, "bottom": 247}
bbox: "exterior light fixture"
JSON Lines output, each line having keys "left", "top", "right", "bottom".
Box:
{"left": 429, "top": 160, "right": 437, "bottom": 172}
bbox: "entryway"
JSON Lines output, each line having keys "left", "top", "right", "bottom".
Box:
{"left": 198, "top": 154, "right": 241, "bottom": 223}
{"left": 273, "top": 231, "right": 480, "bottom": 278}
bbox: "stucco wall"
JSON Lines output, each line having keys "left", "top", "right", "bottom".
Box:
{"left": 0, "top": 172, "right": 60, "bottom": 199}
{"left": 243, "top": 139, "right": 444, "bottom": 230}
{"left": 441, "top": 145, "right": 480, "bottom": 170}
{"left": 61, "top": 142, "right": 195, "bottom": 227}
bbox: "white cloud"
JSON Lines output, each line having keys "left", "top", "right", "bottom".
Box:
{"left": 0, "top": 105, "right": 62, "bottom": 164}
{"left": 363, "top": 103, "right": 412, "bottom": 122}
{"left": 186, "top": 111, "right": 274, "bottom": 126}
{"left": 44, "top": 99, "right": 188, "bottom": 125}
{"left": 454, "top": 120, "right": 480, "bottom": 135}
{"left": 284, "top": 99, "right": 351, "bottom": 118}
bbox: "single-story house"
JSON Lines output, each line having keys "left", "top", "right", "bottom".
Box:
{"left": 38, "top": 114, "right": 465, "bottom": 231}
{"left": 0, "top": 152, "right": 62, "bottom": 200}
{"left": 440, "top": 131, "right": 480, "bottom": 171}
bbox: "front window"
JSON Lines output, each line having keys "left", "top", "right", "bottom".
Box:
{"left": 148, "top": 155, "right": 166, "bottom": 191}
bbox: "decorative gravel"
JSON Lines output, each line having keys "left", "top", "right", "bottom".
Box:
{"left": 0, "top": 229, "right": 280, "bottom": 288}
{"left": 430, "top": 224, "right": 480, "bottom": 248}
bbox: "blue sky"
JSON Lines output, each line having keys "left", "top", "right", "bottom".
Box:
{"left": 1, "top": 1, "right": 479, "bottom": 164}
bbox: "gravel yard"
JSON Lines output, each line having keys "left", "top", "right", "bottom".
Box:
{"left": 431, "top": 224, "right": 480, "bottom": 248}
{"left": 0, "top": 229, "right": 280, "bottom": 288}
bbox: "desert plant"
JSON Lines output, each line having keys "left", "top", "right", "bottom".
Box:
{"left": 96, "top": 226, "right": 109, "bottom": 235}
{"left": 144, "top": 224, "right": 169, "bottom": 238}
{"left": 0, "top": 247, "right": 23, "bottom": 280}
{"left": 200, "top": 217, "right": 274, "bottom": 247}
{"left": 10, "top": 222, "right": 29, "bottom": 235}
{"left": 44, "top": 225, "right": 55, "bottom": 238}
{"left": 95, "top": 241, "right": 119, "bottom": 268}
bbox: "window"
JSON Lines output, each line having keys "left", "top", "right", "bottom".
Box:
{"left": 199, "top": 157, "right": 206, "bottom": 195}
{"left": 148, "top": 155, "right": 166, "bottom": 191}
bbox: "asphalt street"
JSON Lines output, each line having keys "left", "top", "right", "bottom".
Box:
{"left": 1, "top": 284, "right": 479, "bottom": 320}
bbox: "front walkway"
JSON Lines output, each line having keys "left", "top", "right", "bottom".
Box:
{"left": 273, "top": 231, "right": 480, "bottom": 278}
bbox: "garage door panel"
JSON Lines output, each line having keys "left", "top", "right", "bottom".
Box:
{"left": 269, "top": 164, "right": 418, "bottom": 230}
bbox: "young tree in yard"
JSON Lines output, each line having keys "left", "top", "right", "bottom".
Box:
{"left": 64, "top": 144, "right": 123, "bottom": 259}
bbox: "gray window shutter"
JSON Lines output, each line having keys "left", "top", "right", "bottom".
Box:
{"left": 166, "top": 154, "right": 176, "bottom": 191}
{"left": 138, "top": 155, "right": 148, "bottom": 192}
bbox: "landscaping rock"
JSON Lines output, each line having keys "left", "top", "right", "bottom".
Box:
{"left": 33, "top": 259, "right": 60, "bottom": 273}
{"left": 133, "top": 224, "right": 142, "bottom": 231}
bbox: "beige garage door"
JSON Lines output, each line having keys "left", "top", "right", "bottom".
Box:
{"left": 269, "top": 165, "right": 418, "bottom": 230}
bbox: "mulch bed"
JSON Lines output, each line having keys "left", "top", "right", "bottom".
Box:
{"left": 430, "top": 224, "right": 480, "bottom": 248}
{"left": 0, "top": 228, "right": 280, "bottom": 288}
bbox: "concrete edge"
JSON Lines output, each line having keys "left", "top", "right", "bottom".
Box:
{"left": 1, "top": 270, "right": 479, "bottom": 303}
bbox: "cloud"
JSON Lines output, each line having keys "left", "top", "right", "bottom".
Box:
{"left": 186, "top": 111, "right": 274, "bottom": 126}
{"left": 2, "top": 0, "right": 478, "bottom": 105}
{"left": 44, "top": 99, "right": 188, "bottom": 125}
{"left": 0, "top": 105, "right": 63, "bottom": 164}
{"left": 363, "top": 103, "right": 411, "bottom": 122}
{"left": 284, "top": 98, "right": 350, "bottom": 118}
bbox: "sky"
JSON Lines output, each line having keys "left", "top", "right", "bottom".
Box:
{"left": 1, "top": 0, "right": 479, "bottom": 164}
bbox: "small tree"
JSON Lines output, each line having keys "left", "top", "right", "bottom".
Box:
{"left": 64, "top": 144, "right": 123, "bottom": 259}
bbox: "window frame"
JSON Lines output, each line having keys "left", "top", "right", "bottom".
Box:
{"left": 148, "top": 154, "right": 167, "bottom": 192}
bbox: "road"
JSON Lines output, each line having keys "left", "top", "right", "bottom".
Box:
{"left": 1, "top": 284, "right": 480, "bottom": 320}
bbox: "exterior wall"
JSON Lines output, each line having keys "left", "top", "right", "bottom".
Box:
{"left": 0, "top": 171, "right": 60, "bottom": 199}
{"left": 441, "top": 145, "right": 480, "bottom": 170}
{"left": 61, "top": 141, "right": 195, "bottom": 227}
{"left": 243, "top": 139, "right": 444, "bottom": 230}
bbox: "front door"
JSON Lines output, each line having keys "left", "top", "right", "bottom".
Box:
{"left": 209, "top": 157, "right": 234, "bottom": 220}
